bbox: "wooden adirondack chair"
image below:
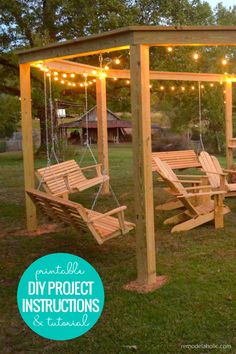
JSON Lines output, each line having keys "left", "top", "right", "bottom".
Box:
{"left": 152, "top": 154, "right": 207, "bottom": 211}
{"left": 36, "top": 160, "right": 109, "bottom": 199}
{"left": 153, "top": 157, "right": 229, "bottom": 233}
{"left": 199, "top": 151, "right": 236, "bottom": 197}
{"left": 26, "top": 188, "right": 135, "bottom": 245}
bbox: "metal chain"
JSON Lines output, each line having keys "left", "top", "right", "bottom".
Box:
{"left": 198, "top": 81, "right": 205, "bottom": 151}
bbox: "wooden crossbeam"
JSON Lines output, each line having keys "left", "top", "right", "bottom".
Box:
{"left": 44, "top": 60, "right": 236, "bottom": 82}
{"left": 18, "top": 26, "right": 236, "bottom": 63}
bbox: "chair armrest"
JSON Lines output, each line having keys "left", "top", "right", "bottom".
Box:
{"left": 204, "top": 170, "right": 227, "bottom": 176}
{"left": 177, "top": 191, "right": 226, "bottom": 199}
{"left": 88, "top": 206, "right": 127, "bottom": 223}
{"left": 223, "top": 169, "right": 236, "bottom": 174}
{"left": 176, "top": 179, "right": 202, "bottom": 184}
{"left": 184, "top": 185, "right": 213, "bottom": 191}
{"left": 176, "top": 174, "right": 206, "bottom": 179}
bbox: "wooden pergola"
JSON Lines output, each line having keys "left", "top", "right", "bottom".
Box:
{"left": 18, "top": 26, "right": 236, "bottom": 291}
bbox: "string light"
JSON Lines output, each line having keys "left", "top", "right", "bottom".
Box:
{"left": 62, "top": 73, "right": 67, "bottom": 78}
{"left": 114, "top": 58, "right": 120, "bottom": 64}
{"left": 68, "top": 82, "right": 72, "bottom": 86}
{"left": 83, "top": 73, "right": 88, "bottom": 78}
{"left": 104, "top": 65, "right": 109, "bottom": 71}
{"left": 210, "top": 83, "right": 214, "bottom": 87}
{"left": 72, "top": 83, "right": 76, "bottom": 87}
{"left": 191, "top": 86, "right": 195, "bottom": 90}
{"left": 126, "top": 80, "right": 130, "bottom": 84}
{"left": 100, "top": 71, "right": 107, "bottom": 78}
{"left": 193, "top": 53, "right": 199, "bottom": 60}
{"left": 92, "top": 70, "right": 97, "bottom": 75}
{"left": 113, "top": 77, "right": 117, "bottom": 81}
{"left": 61, "top": 80, "right": 65, "bottom": 84}
{"left": 171, "top": 86, "right": 175, "bottom": 91}
{"left": 149, "top": 84, "right": 152, "bottom": 89}
{"left": 167, "top": 47, "right": 173, "bottom": 53}
{"left": 160, "top": 86, "right": 164, "bottom": 90}
{"left": 93, "top": 79, "right": 96, "bottom": 82}
{"left": 222, "top": 58, "right": 228, "bottom": 65}
{"left": 54, "top": 77, "right": 58, "bottom": 81}
{"left": 80, "top": 83, "right": 84, "bottom": 87}
{"left": 201, "top": 84, "right": 204, "bottom": 89}
{"left": 181, "top": 86, "right": 185, "bottom": 91}
{"left": 46, "top": 73, "right": 51, "bottom": 77}
{"left": 53, "top": 72, "right": 58, "bottom": 76}
{"left": 70, "top": 73, "right": 75, "bottom": 78}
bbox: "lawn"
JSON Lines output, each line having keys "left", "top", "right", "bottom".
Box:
{"left": 0, "top": 146, "right": 236, "bottom": 353}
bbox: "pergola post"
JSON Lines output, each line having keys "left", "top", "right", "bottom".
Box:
{"left": 20, "top": 63, "right": 37, "bottom": 231}
{"left": 225, "top": 81, "right": 233, "bottom": 168}
{"left": 96, "top": 77, "right": 109, "bottom": 194}
{"left": 128, "top": 44, "right": 162, "bottom": 289}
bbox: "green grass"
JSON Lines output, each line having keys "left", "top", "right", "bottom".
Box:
{"left": 0, "top": 146, "right": 236, "bottom": 353}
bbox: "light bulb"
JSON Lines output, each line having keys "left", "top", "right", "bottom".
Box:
{"left": 113, "top": 77, "right": 117, "bottom": 81}
{"left": 53, "top": 72, "right": 58, "bottom": 76}
{"left": 70, "top": 73, "right": 75, "bottom": 78}
{"left": 92, "top": 70, "right": 97, "bottom": 75}
{"left": 62, "top": 73, "right": 67, "bottom": 78}
{"left": 171, "top": 86, "right": 175, "bottom": 91}
{"left": 114, "top": 58, "right": 120, "bottom": 64}
{"left": 191, "top": 86, "right": 195, "bottom": 90}
{"left": 167, "top": 47, "right": 173, "bottom": 52}
{"left": 72, "top": 83, "right": 76, "bottom": 87}
{"left": 149, "top": 84, "right": 152, "bottom": 88}
{"left": 193, "top": 53, "right": 199, "bottom": 60}
{"left": 160, "top": 86, "right": 164, "bottom": 90}
{"left": 201, "top": 84, "right": 204, "bottom": 89}
{"left": 126, "top": 80, "right": 130, "bottom": 84}
{"left": 181, "top": 86, "right": 185, "bottom": 91}
{"left": 54, "top": 77, "right": 58, "bottom": 81}
{"left": 83, "top": 73, "right": 88, "bottom": 78}
{"left": 61, "top": 80, "right": 65, "bottom": 84}
{"left": 210, "top": 83, "right": 214, "bottom": 87}
{"left": 104, "top": 65, "right": 109, "bottom": 71}
{"left": 222, "top": 58, "right": 228, "bottom": 65}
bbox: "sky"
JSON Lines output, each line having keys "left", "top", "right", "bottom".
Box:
{"left": 207, "top": 0, "right": 235, "bottom": 8}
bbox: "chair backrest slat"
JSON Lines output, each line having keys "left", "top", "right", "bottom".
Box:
{"left": 199, "top": 151, "right": 220, "bottom": 188}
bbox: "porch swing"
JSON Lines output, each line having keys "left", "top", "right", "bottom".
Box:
{"left": 30, "top": 67, "right": 135, "bottom": 244}
{"left": 36, "top": 70, "right": 109, "bottom": 199}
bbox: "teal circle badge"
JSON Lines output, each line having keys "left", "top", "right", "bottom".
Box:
{"left": 17, "top": 253, "right": 104, "bottom": 340}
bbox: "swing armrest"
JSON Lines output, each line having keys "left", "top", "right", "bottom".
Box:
{"left": 88, "top": 206, "right": 127, "bottom": 223}
{"left": 174, "top": 179, "right": 202, "bottom": 184}
{"left": 177, "top": 190, "right": 226, "bottom": 199}
{"left": 81, "top": 164, "right": 102, "bottom": 176}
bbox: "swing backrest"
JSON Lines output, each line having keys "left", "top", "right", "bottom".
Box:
{"left": 199, "top": 151, "right": 220, "bottom": 189}
{"left": 152, "top": 150, "right": 201, "bottom": 171}
{"left": 36, "top": 160, "right": 87, "bottom": 196}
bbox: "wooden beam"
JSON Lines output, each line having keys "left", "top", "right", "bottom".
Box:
{"left": 130, "top": 44, "right": 157, "bottom": 285}
{"left": 96, "top": 77, "right": 109, "bottom": 194}
{"left": 20, "top": 63, "right": 37, "bottom": 231}
{"left": 225, "top": 81, "right": 233, "bottom": 168}
{"left": 18, "top": 26, "right": 236, "bottom": 64}
{"left": 42, "top": 60, "right": 236, "bottom": 83}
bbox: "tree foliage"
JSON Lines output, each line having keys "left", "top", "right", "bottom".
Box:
{"left": 1, "top": 0, "right": 236, "bottom": 152}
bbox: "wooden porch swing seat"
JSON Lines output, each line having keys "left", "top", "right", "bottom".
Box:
{"left": 152, "top": 150, "right": 201, "bottom": 172}
{"left": 36, "top": 159, "right": 109, "bottom": 198}
{"left": 26, "top": 188, "right": 135, "bottom": 244}
{"left": 153, "top": 157, "right": 230, "bottom": 233}
{"left": 199, "top": 151, "right": 236, "bottom": 197}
